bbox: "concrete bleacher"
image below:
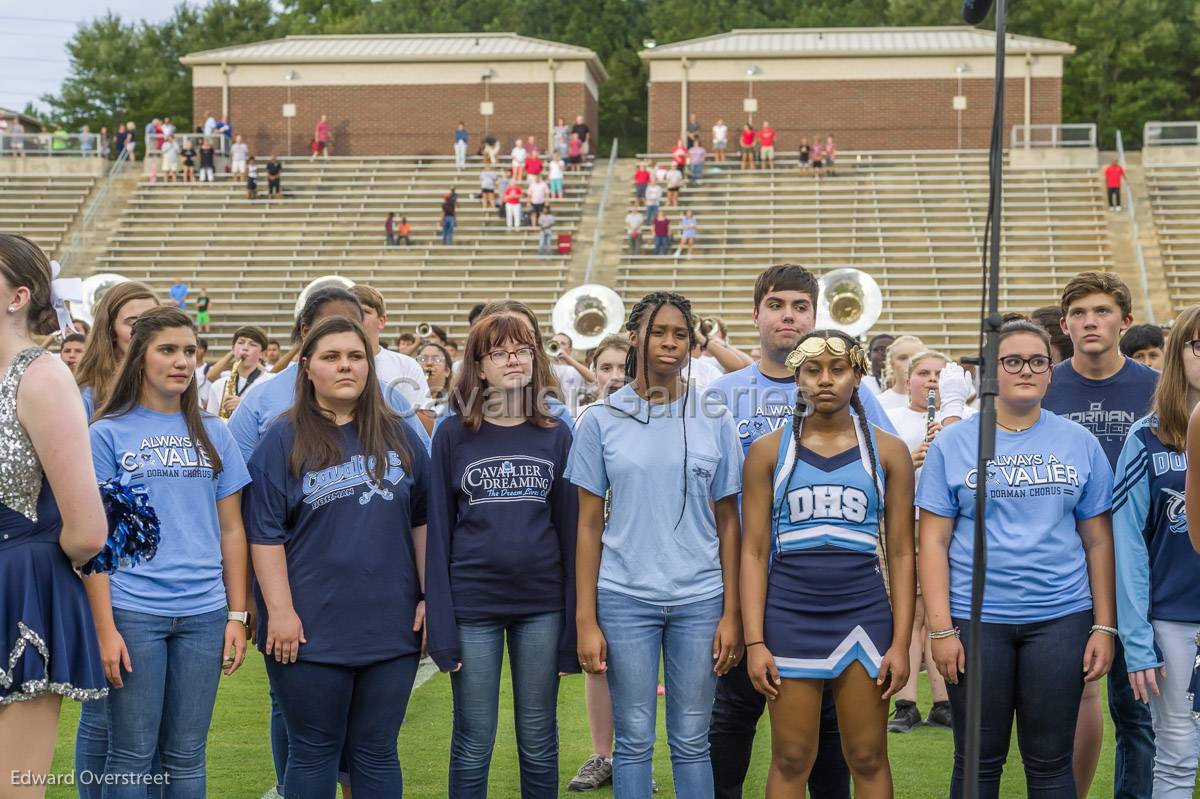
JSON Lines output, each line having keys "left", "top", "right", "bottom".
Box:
{"left": 97, "top": 156, "right": 592, "bottom": 347}
{"left": 1143, "top": 163, "right": 1200, "bottom": 315}
{"left": 0, "top": 174, "right": 96, "bottom": 256}
{"left": 617, "top": 151, "right": 1112, "bottom": 356}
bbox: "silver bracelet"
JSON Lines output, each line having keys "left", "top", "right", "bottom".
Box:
{"left": 929, "top": 627, "right": 960, "bottom": 640}
{"left": 1090, "top": 624, "right": 1118, "bottom": 637}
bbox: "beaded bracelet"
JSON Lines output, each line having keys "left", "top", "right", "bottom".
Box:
{"left": 928, "top": 627, "right": 960, "bottom": 640}
{"left": 1090, "top": 624, "right": 1118, "bottom": 637}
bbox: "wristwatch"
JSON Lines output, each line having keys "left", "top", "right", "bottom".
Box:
{"left": 227, "top": 611, "right": 249, "bottom": 625}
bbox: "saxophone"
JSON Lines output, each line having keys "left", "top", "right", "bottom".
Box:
{"left": 218, "top": 358, "right": 243, "bottom": 420}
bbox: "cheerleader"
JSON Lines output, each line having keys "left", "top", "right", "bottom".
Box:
{"left": 73, "top": 281, "right": 159, "bottom": 418}
{"left": 1114, "top": 305, "right": 1200, "bottom": 797}
{"left": 740, "top": 330, "right": 915, "bottom": 796}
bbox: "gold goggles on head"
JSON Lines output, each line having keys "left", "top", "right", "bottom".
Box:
{"left": 784, "top": 336, "right": 869, "bottom": 373}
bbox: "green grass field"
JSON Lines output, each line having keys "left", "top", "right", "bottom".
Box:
{"left": 44, "top": 657, "right": 1130, "bottom": 798}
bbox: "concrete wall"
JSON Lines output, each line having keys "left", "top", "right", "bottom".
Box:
{"left": 1142, "top": 145, "right": 1200, "bottom": 166}
{"left": 0, "top": 157, "right": 107, "bottom": 176}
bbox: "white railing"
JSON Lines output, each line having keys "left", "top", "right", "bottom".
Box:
{"left": 144, "top": 131, "right": 229, "bottom": 158}
{"left": 1116, "top": 129, "right": 1156, "bottom": 325}
{"left": 1142, "top": 121, "right": 1200, "bottom": 147}
{"left": 0, "top": 132, "right": 109, "bottom": 157}
{"left": 59, "top": 146, "right": 132, "bottom": 270}
{"left": 585, "top": 139, "right": 620, "bottom": 284}
{"left": 1010, "top": 123, "right": 1097, "bottom": 149}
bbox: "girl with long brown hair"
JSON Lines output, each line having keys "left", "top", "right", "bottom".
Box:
{"left": 82, "top": 306, "right": 251, "bottom": 796}
{"left": 243, "top": 316, "right": 427, "bottom": 796}
{"left": 425, "top": 313, "right": 579, "bottom": 797}
{"left": 73, "top": 280, "right": 159, "bottom": 418}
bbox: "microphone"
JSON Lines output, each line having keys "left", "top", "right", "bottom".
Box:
{"left": 963, "top": 0, "right": 994, "bottom": 24}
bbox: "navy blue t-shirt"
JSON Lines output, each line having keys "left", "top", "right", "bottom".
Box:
{"left": 1042, "top": 357, "right": 1158, "bottom": 468}
{"left": 425, "top": 415, "right": 578, "bottom": 673}
{"left": 242, "top": 417, "right": 429, "bottom": 667}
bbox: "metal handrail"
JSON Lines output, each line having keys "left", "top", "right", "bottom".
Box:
{"left": 585, "top": 139, "right": 619, "bottom": 284}
{"left": 1116, "top": 130, "right": 1156, "bottom": 324}
{"left": 0, "top": 131, "right": 108, "bottom": 157}
{"left": 60, "top": 146, "right": 131, "bottom": 269}
{"left": 1142, "top": 121, "right": 1200, "bottom": 147}
{"left": 1010, "top": 123, "right": 1097, "bottom": 149}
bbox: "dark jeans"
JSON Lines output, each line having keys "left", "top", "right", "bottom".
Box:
{"left": 265, "top": 654, "right": 419, "bottom": 799}
{"left": 1107, "top": 187, "right": 1121, "bottom": 208}
{"left": 946, "top": 610, "right": 1092, "bottom": 799}
{"left": 1108, "top": 637, "right": 1155, "bottom": 798}
{"left": 710, "top": 657, "right": 850, "bottom": 799}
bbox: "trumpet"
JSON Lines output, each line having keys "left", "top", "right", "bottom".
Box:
{"left": 546, "top": 339, "right": 563, "bottom": 358}
{"left": 218, "top": 359, "right": 242, "bottom": 420}
{"left": 698, "top": 317, "right": 721, "bottom": 338}
{"left": 416, "top": 322, "right": 433, "bottom": 339}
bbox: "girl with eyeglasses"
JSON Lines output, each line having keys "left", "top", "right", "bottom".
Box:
{"left": 918, "top": 318, "right": 1117, "bottom": 797}
{"left": 415, "top": 341, "right": 453, "bottom": 434}
{"left": 425, "top": 313, "right": 579, "bottom": 798}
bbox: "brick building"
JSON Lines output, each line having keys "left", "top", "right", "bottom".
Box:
{"left": 182, "top": 33, "right": 606, "bottom": 157}
{"left": 641, "top": 27, "right": 1074, "bottom": 152}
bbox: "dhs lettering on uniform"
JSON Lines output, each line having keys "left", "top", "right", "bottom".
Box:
{"left": 785, "top": 485, "right": 869, "bottom": 524}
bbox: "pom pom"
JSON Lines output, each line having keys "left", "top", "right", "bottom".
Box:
{"left": 81, "top": 479, "right": 162, "bottom": 576}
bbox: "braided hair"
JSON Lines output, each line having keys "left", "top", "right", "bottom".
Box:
{"left": 623, "top": 291, "right": 696, "bottom": 527}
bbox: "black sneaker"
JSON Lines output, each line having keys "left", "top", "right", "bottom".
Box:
{"left": 887, "top": 700, "right": 922, "bottom": 733}
{"left": 927, "top": 700, "right": 953, "bottom": 728}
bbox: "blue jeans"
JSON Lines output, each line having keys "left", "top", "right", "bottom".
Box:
{"left": 102, "top": 607, "right": 226, "bottom": 799}
{"left": 538, "top": 230, "right": 554, "bottom": 255}
{"left": 76, "top": 699, "right": 166, "bottom": 799}
{"left": 946, "top": 610, "right": 1092, "bottom": 798}
{"left": 644, "top": 204, "right": 659, "bottom": 226}
{"left": 1146, "top": 619, "right": 1200, "bottom": 797}
{"left": 442, "top": 215, "right": 455, "bottom": 245}
{"left": 266, "top": 654, "right": 418, "bottom": 799}
{"left": 654, "top": 235, "right": 671, "bottom": 255}
{"left": 449, "top": 611, "right": 562, "bottom": 799}
{"left": 690, "top": 164, "right": 703, "bottom": 182}
{"left": 598, "top": 589, "right": 724, "bottom": 799}
{"left": 270, "top": 689, "right": 288, "bottom": 793}
{"left": 1108, "top": 637, "right": 1155, "bottom": 798}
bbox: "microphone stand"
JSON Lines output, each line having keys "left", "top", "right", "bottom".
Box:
{"left": 964, "top": 1, "right": 1007, "bottom": 796}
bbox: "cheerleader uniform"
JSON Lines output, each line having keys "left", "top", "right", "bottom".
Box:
{"left": 0, "top": 348, "right": 107, "bottom": 707}
{"left": 764, "top": 414, "right": 892, "bottom": 680}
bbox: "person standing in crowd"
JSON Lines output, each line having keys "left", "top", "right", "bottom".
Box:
{"left": 349, "top": 284, "right": 431, "bottom": 411}
{"left": 688, "top": 140, "right": 707, "bottom": 184}
{"left": 740, "top": 125, "right": 756, "bottom": 171}
{"left": 169, "top": 277, "right": 188, "bottom": 312}
{"left": 1105, "top": 158, "right": 1126, "bottom": 212}
{"left": 441, "top": 189, "right": 458, "bottom": 246}
{"left": 687, "top": 113, "right": 702, "bottom": 148}
{"left": 812, "top": 138, "right": 826, "bottom": 176}
{"left": 264, "top": 339, "right": 281, "bottom": 369}
{"left": 74, "top": 281, "right": 160, "bottom": 419}
{"left": 548, "top": 152, "right": 565, "bottom": 200}
{"left": 861, "top": 333, "right": 895, "bottom": 396}
{"left": 0, "top": 234, "right": 108, "bottom": 794}
{"left": 525, "top": 148, "right": 544, "bottom": 186}
{"left": 884, "top": 351, "right": 975, "bottom": 734}
{"left": 504, "top": 179, "right": 524, "bottom": 230}
{"left": 538, "top": 205, "right": 556, "bottom": 257}
{"left": 875, "top": 336, "right": 925, "bottom": 410}
{"left": 246, "top": 157, "right": 259, "bottom": 200}
{"left": 575, "top": 335, "right": 629, "bottom": 416}
{"left": 567, "top": 132, "right": 584, "bottom": 172}
{"left": 672, "top": 139, "right": 688, "bottom": 173}
{"left": 385, "top": 212, "right": 397, "bottom": 246}
{"left": 511, "top": 138, "right": 528, "bottom": 182}
{"left": 313, "top": 115, "right": 331, "bottom": 160}
{"left": 625, "top": 204, "right": 644, "bottom": 254}
{"left": 179, "top": 139, "right": 196, "bottom": 182}
{"left": 1120, "top": 323, "right": 1165, "bottom": 371}
{"left": 920, "top": 317, "right": 1117, "bottom": 797}
{"left": 60, "top": 332, "right": 87, "bottom": 372}
{"left": 85, "top": 307, "right": 251, "bottom": 797}
{"left": 1041, "top": 272, "right": 1158, "bottom": 798}
{"left": 569, "top": 290, "right": 744, "bottom": 798}
{"left": 653, "top": 210, "right": 672, "bottom": 256}
{"left": 823, "top": 135, "right": 837, "bottom": 175}
{"left": 548, "top": 332, "right": 594, "bottom": 416}
{"left": 480, "top": 166, "right": 498, "bottom": 212}
{"left": 205, "top": 326, "right": 274, "bottom": 418}
{"left": 266, "top": 155, "right": 283, "bottom": 199}
{"left": 397, "top": 217, "right": 412, "bottom": 246}
{"left": 554, "top": 117, "right": 570, "bottom": 160}
{"left": 643, "top": 180, "right": 663, "bottom": 227}
{"left": 633, "top": 161, "right": 651, "bottom": 205}
{"left": 707, "top": 264, "right": 896, "bottom": 799}
{"left": 741, "top": 329, "right": 914, "bottom": 796}
{"left": 529, "top": 174, "right": 549, "bottom": 228}
{"left": 712, "top": 118, "right": 729, "bottom": 162}
{"left": 454, "top": 122, "right": 469, "bottom": 170}
{"left": 426, "top": 313, "right": 579, "bottom": 798}
{"left": 1114, "top": 305, "right": 1200, "bottom": 797}
{"left": 481, "top": 134, "right": 500, "bottom": 165}
{"left": 198, "top": 137, "right": 215, "bottom": 182}
{"left": 571, "top": 115, "right": 590, "bottom": 158}
{"left": 680, "top": 209, "right": 697, "bottom": 257}
{"left": 231, "top": 134, "right": 248, "bottom": 180}
{"left": 415, "top": 340, "right": 454, "bottom": 434}
{"left": 244, "top": 316, "right": 429, "bottom": 798}
{"left": 1030, "top": 305, "right": 1074, "bottom": 365}
{"left": 757, "top": 122, "right": 777, "bottom": 170}
{"left": 97, "top": 125, "right": 111, "bottom": 159}
{"left": 160, "top": 135, "right": 179, "bottom": 181}
{"left": 195, "top": 288, "right": 210, "bottom": 333}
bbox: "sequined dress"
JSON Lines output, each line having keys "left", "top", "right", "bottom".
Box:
{"left": 1, "top": 348, "right": 107, "bottom": 706}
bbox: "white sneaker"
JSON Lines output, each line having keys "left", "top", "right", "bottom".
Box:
{"left": 260, "top": 787, "right": 283, "bottom": 799}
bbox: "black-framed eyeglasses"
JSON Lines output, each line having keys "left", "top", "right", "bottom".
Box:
{"left": 999, "top": 355, "right": 1052, "bottom": 374}
{"left": 1186, "top": 339, "right": 1200, "bottom": 358}
{"left": 483, "top": 347, "right": 535, "bottom": 366}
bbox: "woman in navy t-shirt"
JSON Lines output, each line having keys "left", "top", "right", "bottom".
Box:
{"left": 425, "top": 312, "right": 578, "bottom": 798}
{"left": 243, "top": 316, "right": 428, "bottom": 798}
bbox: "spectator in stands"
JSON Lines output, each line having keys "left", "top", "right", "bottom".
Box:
{"left": 480, "top": 166, "right": 498, "bottom": 211}
{"left": 511, "top": 138, "right": 527, "bottom": 181}
{"left": 526, "top": 148, "right": 544, "bottom": 184}
{"left": 98, "top": 126, "right": 111, "bottom": 159}
{"left": 202, "top": 112, "right": 216, "bottom": 136}
{"left": 231, "top": 134, "right": 248, "bottom": 180}
{"left": 529, "top": 174, "right": 549, "bottom": 228}
{"left": 567, "top": 132, "right": 583, "bottom": 172}
{"left": 554, "top": 117, "right": 570, "bottom": 160}
{"left": 144, "top": 118, "right": 161, "bottom": 154}
{"left": 60, "top": 333, "right": 86, "bottom": 373}
{"left": 313, "top": 114, "right": 331, "bottom": 159}
{"left": 80, "top": 125, "right": 94, "bottom": 157}
{"left": 634, "top": 161, "right": 651, "bottom": 205}
{"left": 180, "top": 139, "right": 196, "bottom": 182}
{"left": 625, "top": 204, "right": 643, "bottom": 254}
{"left": 665, "top": 164, "right": 684, "bottom": 207}
{"left": 548, "top": 152, "right": 565, "bottom": 200}
{"left": 739, "top": 124, "right": 756, "bottom": 170}
{"left": 1120, "top": 323, "right": 1165, "bottom": 371}
{"left": 114, "top": 123, "right": 130, "bottom": 162}
{"left": 1031, "top": 305, "right": 1074, "bottom": 364}
{"left": 504, "top": 179, "right": 524, "bottom": 229}
{"left": 160, "top": 135, "right": 180, "bottom": 182}
{"left": 687, "top": 140, "right": 707, "bottom": 184}
{"left": 824, "top": 135, "right": 837, "bottom": 175}
{"left": 385, "top": 212, "right": 397, "bottom": 246}
{"left": 712, "top": 117, "right": 728, "bottom": 163}
{"left": 215, "top": 116, "right": 231, "bottom": 150}
{"left": 1105, "top": 158, "right": 1126, "bottom": 212}
{"left": 798, "top": 135, "right": 813, "bottom": 172}
{"left": 481, "top": 134, "right": 500, "bottom": 165}
{"left": 198, "top": 138, "right": 215, "bottom": 182}
{"left": 266, "top": 155, "right": 283, "bottom": 199}
{"left": 264, "top": 339, "right": 281, "bottom": 368}
{"left": 245, "top": 156, "right": 259, "bottom": 200}
{"left": 0, "top": 115, "right": 7, "bottom": 153}
{"left": 161, "top": 117, "right": 176, "bottom": 140}
{"left": 653, "top": 209, "right": 671, "bottom": 255}
{"left": 51, "top": 123, "right": 68, "bottom": 155}
{"left": 441, "top": 190, "right": 458, "bottom": 245}
{"left": 538, "top": 205, "right": 556, "bottom": 256}
{"left": 395, "top": 333, "right": 418, "bottom": 357}
{"left": 680, "top": 209, "right": 697, "bottom": 256}
{"left": 454, "top": 122, "right": 469, "bottom": 170}
{"left": 758, "top": 121, "right": 777, "bottom": 169}
{"left": 672, "top": 138, "right": 688, "bottom": 171}
{"left": 8, "top": 117, "right": 24, "bottom": 158}
{"left": 526, "top": 134, "right": 540, "bottom": 157}
{"left": 812, "top": 136, "right": 826, "bottom": 176}
{"left": 170, "top": 277, "right": 189, "bottom": 311}
{"left": 572, "top": 115, "right": 590, "bottom": 157}
{"left": 196, "top": 288, "right": 211, "bottom": 333}
{"left": 643, "top": 180, "right": 662, "bottom": 226}
{"left": 686, "top": 113, "right": 701, "bottom": 148}
{"left": 398, "top": 217, "right": 412, "bottom": 246}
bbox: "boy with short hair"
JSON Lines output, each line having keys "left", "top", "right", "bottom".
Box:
{"left": 1119, "top": 323, "right": 1165, "bottom": 371}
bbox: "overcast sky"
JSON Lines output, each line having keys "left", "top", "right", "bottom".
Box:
{"left": 0, "top": 0, "right": 182, "bottom": 113}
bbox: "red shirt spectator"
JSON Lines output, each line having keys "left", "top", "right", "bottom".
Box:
{"left": 759, "top": 127, "right": 776, "bottom": 148}
{"left": 504, "top": 184, "right": 523, "bottom": 205}
{"left": 568, "top": 138, "right": 583, "bottom": 158}
{"left": 740, "top": 128, "right": 756, "bottom": 148}
{"left": 316, "top": 118, "right": 330, "bottom": 143}
{"left": 634, "top": 166, "right": 651, "bottom": 186}
{"left": 672, "top": 144, "right": 687, "bottom": 166}
{"left": 1105, "top": 163, "right": 1125, "bottom": 188}
{"left": 525, "top": 155, "right": 543, "bottom": 176}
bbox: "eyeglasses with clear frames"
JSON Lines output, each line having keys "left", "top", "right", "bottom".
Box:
{"left": 999, "top": 355, "right": 1052, "bottom": 374}
{"left": 484, "top": 347, "right": 535, "bottom": 366}
{"left": 418, "top": 355, "right": 447, "bottom": 365}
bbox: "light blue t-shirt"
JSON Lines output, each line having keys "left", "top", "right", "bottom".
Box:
{"left": 228, "top": 362, "right": 431, "bottom": 461}
{"left": 915, "top": 410, "right": 1112, "bottom": 624}
{"left": 565, "top": 384, "right": 743, "bottom": 605}
{"left": 90, "top": 405, "right": 251, "bottom": 616}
